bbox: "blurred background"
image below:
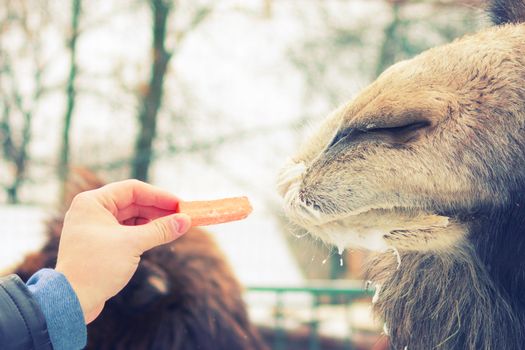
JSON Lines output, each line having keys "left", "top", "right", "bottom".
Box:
{"left": 0, "top": 0, "right": 488, "bottom": 348}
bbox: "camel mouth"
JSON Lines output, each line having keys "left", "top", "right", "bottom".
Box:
{"left": 304, "top": 207, "right": 465, "bottom": 254}
{"left": 284, "top": 187, "right": 458, "bottom": 252}
{"left": 277, "top": 160, "right": 377, "bottom": 223}
{"left": 298, "top": 206, "right": 453, "bottom": 252}
{"left": 278, "top": 160, "right": 465, "bottom": 252}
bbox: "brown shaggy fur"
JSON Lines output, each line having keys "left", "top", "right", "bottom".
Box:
{"left": 279, "top": 0, "right": 525, "bottom": 349}
{"left": 368, "top": 244, "right": 522, "bottom": 349}
{"left": 14, "top": 169, "right": 267, "bottom": 350}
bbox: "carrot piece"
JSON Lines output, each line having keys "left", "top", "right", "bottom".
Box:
{"left": 176, "top": 197, "right": 253, "bottom": 227}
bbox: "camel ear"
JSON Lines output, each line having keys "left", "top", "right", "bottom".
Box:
{"left": 489, "top": 0, "right": 525, "bottom": 25}
{"left": 118, "top": 260, "right": 172, "bottom": 313}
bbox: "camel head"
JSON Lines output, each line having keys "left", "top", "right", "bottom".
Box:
{"left": 280, "top": 2, "right": 525, "bottom": 348}
{"left": 279, "top": 2, "right": 525, "bottom": 255}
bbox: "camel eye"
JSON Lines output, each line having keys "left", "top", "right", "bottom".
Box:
{"left": 328, "top": 129, "right": 353, "bottom": 148}
{"left": 328, "top": 120, "right": 430, "bottom": 150}
{"left": 364, "top": 121, "right": 430, "bottom": 136}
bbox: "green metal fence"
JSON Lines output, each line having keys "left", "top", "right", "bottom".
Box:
{"left": 247, "top": 281, "right": 374, "bottom": 350}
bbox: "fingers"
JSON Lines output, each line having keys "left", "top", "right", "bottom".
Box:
{"left": 116, "top": 204, "right": 174, "bottom": 223}
{"left": 93, "top": 179, "right": 180, "bottom": 215}
{"left": 71, "top": 179, "right": 190, "bottom": 252}
{"left": 131, "top": 214, "right": 191, "bottom": 252}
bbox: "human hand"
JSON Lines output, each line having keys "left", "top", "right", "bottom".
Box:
{"left": 55, "top": 179, "right": 191, "bottom": 324}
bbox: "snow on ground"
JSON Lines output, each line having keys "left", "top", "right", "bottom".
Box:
{"left": 0, "top": 206, "right": 48, "bottom": 272}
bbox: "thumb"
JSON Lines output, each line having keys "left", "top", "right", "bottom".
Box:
{"left": 133, "top": 214, "right": 191, "bottom": 252}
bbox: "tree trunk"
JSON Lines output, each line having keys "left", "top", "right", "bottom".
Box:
{"left": 0, "top": 98, "right": 32, "bottom": 204}
{"left": 7, "top": 111, "right": 32, "bottom": 204}
{"left": 58, "top": 0, "right": 81, "bottom": 188}
{"left": 131, "top": 0, "right": 172, "bottom": 181}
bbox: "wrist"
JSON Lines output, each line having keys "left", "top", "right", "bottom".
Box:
{"left": 55, "top": 265, "right": 100, "bottom": 323}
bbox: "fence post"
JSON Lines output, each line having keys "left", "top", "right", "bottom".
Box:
{"left": 274, "top": 291, "right": 286, "bottom": 350}
{"left": 309, "top": 293, "right": 321, "bottom": 350}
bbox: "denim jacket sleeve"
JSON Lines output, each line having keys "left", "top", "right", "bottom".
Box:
{"left": 26, "top": 269, "right": 87, "bottom": 350}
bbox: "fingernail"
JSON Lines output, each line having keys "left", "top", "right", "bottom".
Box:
{"left": 173, "top": 215, "right": 190, "bottom": 234}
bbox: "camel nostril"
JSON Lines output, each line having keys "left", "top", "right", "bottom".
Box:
{"left": 299, "top": 189, "right": 315, "bottom": 207}
{"left": 298, "top": 188, "right": 323, "bottom": 212}
{"left": 299, "top": 188, "right": 308, "bottom": 202}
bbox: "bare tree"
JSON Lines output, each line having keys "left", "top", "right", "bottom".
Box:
{"left": 0, "top": 1, "right": 50, "bottom": 203}
{"left": 131, "top": 0, "right": 172, "bottom": 181}
{"left": 131, "top": 0, "right": 212, "bottom": 181}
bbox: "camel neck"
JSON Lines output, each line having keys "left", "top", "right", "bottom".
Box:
{"left": 367, "top": 196, "right": 525, "bottom": 349}
{"left": 466, "top": 194, "right": 525, "bottom": 311}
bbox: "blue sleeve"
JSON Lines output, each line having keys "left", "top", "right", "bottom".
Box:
{"left": 26, "top": 269, "right": 87, "bottom": 350}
